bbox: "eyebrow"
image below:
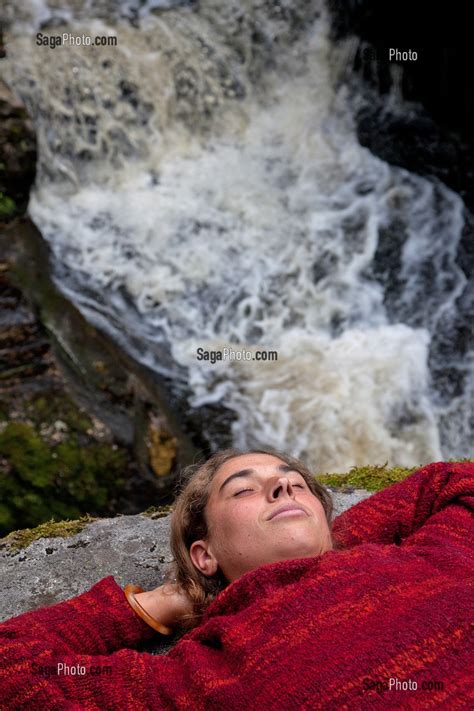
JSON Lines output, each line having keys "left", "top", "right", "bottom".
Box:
{"left": 218, "top": 464, "right": 300, "bottom": 494}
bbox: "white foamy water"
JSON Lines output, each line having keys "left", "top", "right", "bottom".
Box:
{"left": 1, "top": 0, "right": 189, "bottom": 33}
{"left": 2, "top": 1, "right": 471, "bottom": 470}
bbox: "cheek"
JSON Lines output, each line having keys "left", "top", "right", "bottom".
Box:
{"left": 320, "top": 509, "right": 331, "bottom": 535}
{"left": 309, "top": 498, "right": 329, "bottom": 526}
{"left": 212, "top": 505, "right": 258, "bottom": 548}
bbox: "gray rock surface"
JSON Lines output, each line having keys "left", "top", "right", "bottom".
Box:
{"left": 331, "top": 488, "right": 371, "bottom": 517}
{"left": 0, "top": 489, "right": 371, "bottom": 624}
{"left": 0, "top": 514, "right": 173, "bottom": 623}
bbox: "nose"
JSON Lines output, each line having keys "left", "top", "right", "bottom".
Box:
{"left": 269, "top": 477, "right": 295, "bottom": 500}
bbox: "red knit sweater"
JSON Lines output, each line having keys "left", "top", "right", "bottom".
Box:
{"left": 0, "top": 462, "right": 473, "bottom": 710}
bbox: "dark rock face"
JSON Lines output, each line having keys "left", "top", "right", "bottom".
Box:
{"left": 327, "top": 1, "right": 471, "bottom": 128}
{"left": 0, "top": 80, "right": 36, "bottom": 221}
{"left": 327, "top": 3, "right": 474, "bottom": 204}
{"left": 0, "top": 264, "right": 54, "bottom": 384}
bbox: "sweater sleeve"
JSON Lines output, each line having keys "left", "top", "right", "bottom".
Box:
{"left": 331, "top": 461, "right": 474, "bottom": 549}
{"left": 0, "top": 576, "right": 184, "bottom": 710}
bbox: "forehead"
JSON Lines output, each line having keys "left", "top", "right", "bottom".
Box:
{"left": 212, "top": 453, "right": 290, "bottom": 487}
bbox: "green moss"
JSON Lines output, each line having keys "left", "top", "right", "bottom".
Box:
{"left": 29, "top": 395, "right": 48, "bottom": 417}
{"left": 317, "top": 463, "right": 416, "bottom": 491}
{"left": 0, "top": 192, "right": 16, "bottom": 216}
{"left": 55, "top": 441, "right": 125, "bottom": 507}
{"left": 29, "top": 393, "right": 92, "bottom": 433}
{"left": 1, "top": 515, "right": 96, "bottom": 551}
{"left": 141, "top": 504, "right": 174, "bottom": 519}
{"left": 0, "top": 422, "right": 54, "bottom": 488}
{"left": 0, "top": 422, "right": 128, "bottom": 537}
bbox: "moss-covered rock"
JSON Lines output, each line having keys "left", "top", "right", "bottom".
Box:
{"left": 0, "top": 80, "right": 36, "bottom": 222}
{"left": 141, "top": 504, "right": 175, "bottom": 519}
{"left": 0, "top": 420, "right": 128, "bottom": 536}
{"left": 0, "top": 192, "right": 16, "bottom": 216}
{"left": 28, "top": 392, "right": 93, "bottom": 433}
{"left": 316, "top": 463, "right": 416, "bottom": 491}
{"left": 0, "top": 515, "right": 97, "bottom": 551}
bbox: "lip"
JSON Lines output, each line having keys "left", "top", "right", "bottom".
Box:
{"left": 267, "top": 503, "right": 308, "bottom": 521}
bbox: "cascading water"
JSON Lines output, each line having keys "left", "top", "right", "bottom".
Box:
{"left": 1, "top": 0, "right": 471, "bottom": 471}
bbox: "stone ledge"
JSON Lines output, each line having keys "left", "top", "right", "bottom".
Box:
{"left": 0, "top": 490, "right": 370, "bottom": 623}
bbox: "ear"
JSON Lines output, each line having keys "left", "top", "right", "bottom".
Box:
{"left": 189, "top": 539, "right": 218, "bottom": 577}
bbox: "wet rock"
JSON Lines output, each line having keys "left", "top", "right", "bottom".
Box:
{"left": 146, "top": 415, "right": 178, "bottom": 477}
{"left": 327, "top": 5, "right": 474, "bottom": 209}
{"left": 1, "top": 218, "right": 200, "bottom": 499}
{"left": 0, "top": 263, "right": 55, "bottom": 384}
{"left": 0, "top": 80, "right": 36, "bottom": 221}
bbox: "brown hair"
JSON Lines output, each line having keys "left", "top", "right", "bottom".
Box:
{"left": 166, "top": 447, "right": 334, "bottom": 631}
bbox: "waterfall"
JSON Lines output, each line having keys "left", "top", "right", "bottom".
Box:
{"left": 2, "top": 0, "right": 471, "bottom": 470}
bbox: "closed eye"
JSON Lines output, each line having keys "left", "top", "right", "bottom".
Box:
{"left": 234, "top": 488, "right": 254, "bottom": 496}
{"left": 234, "top": 483, "right": 306, "bottom": 496}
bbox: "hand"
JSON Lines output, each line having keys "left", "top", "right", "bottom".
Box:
{"left": 135, "top": 582, "right": 194, "bottom": 630}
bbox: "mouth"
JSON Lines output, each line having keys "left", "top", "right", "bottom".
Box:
{"left": 267, "top": 504, "right": 308, "bottom": 521}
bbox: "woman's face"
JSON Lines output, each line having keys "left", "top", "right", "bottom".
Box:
{"left": 189, "top": 453, "right": 333, "bottom": 583}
